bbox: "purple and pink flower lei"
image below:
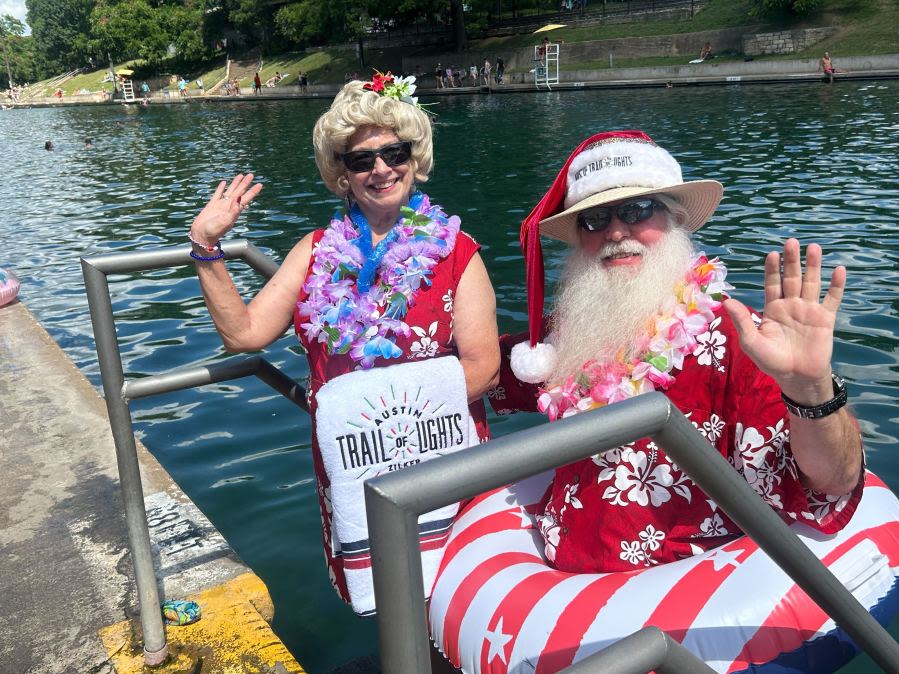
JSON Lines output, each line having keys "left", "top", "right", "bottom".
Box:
{"left": 298, "top": 193, "right": 459, "bottom": 368}
{"left": 538, "top": 254, "right": 732, "bottom": 421}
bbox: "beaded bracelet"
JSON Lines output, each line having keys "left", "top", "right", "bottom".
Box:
{"left": 188, "top": 231, "right": 220, "bottom": 252}
{"left": 190, "top": 249, "right": 226, "bottom": 262}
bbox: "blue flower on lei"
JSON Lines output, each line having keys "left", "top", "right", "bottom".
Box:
{"left": 297, "top": 191, "right": 460, "bottom": 368}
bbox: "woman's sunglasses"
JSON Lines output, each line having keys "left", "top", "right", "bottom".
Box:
{"left": 576, "top": 198, "right": 666, "bottom": 232}
{"left": 338, "top": 141, "right": 413, "bottom": 173}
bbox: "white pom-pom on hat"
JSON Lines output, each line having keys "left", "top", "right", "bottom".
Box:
{"left": 510, "top": 340, "right": 558, "bottom": 384}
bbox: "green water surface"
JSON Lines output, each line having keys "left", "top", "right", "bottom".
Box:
{"left": 1, "top": 81, "right": 898, "bottom": 672}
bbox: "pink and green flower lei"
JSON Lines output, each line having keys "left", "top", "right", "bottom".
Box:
{"left": 538, "top": 254, "right": 732, "bottom": 421}
{"left": 298, "top": 192, "right": 459, "bottom": 369}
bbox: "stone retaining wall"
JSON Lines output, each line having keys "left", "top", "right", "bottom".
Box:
{"left": 743, "top": 27, "right": 836, "bottom": 56}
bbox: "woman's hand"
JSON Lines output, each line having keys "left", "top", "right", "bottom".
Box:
{"left": 724, "top": 238, "right": 845, "bottom": 403}
{"left": 190, "top": 173, "right": 263, "bottom": 247}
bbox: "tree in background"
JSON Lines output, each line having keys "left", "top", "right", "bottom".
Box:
{"left": 90, "top": 0, "right": 208, "bottom": 65}
{"left": 26, "top": 0, "right": 94, "bottom": 74}
{"left": 274, "top": 0, "right": 367, "bottom": 46}
{"left": 163, "top": 2, "right": 209, "bottom": 63}
{"left": 275, "top": 0, "right": 468, "bottom": 52}
{"left": 751, "top": 0, "right": 823, "bottom": 16}
{"left": 449, "top": 0, "right": 466, "bottom": 52}
{"left": 0, "top": 14, "right": 26, "bottom": 87}
{"left": 91, "top": 0, "right": 169, "bottom": 64}
{"left": 226, "top": 0, "right": 277, "bottom": 49}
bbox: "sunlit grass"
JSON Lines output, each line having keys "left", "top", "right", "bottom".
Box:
{"left": 471, "top": 0, "right": 757, "bottom": 52}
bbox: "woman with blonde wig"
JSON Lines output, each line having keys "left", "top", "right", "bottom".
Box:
{"left": 188, "top": 77, "right": 499, "bottom": 608}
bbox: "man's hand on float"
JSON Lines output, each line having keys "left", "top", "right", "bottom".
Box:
{"left": 724, "top": 238, "right": 846, "bottom": 405}
{"left": 190, "top": 173, "right": 263, "bottom": 248}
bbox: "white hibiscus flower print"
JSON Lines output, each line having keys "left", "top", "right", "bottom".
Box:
{"left": 699, "top": 512, "right": 729, "bottom": 537}
{"left": 605, "top": 449, "right": 675, "bottom": 507}
{"left": 701, "top": 414, "right": 725, "bottom": 443}
{"left": 694, "top": 317, "right": 726, "bottom": 370}
{"left": 639, "top": 524, "right": 665, "bottom": 551}
{"left": 619, "top": 540, "right": 645, "bottom": 566}
{"left": 442, "top": 289, "right": 454, "bottom": 313}
{"left": 732, "top": 421, "right": 792, "bottom": 509}
{"left": 592, "top": 443, "right": 632, "bottom": 483}
{"left": 319, "top": 483, "right": 333, "bottom": 515}
{"left": 410, "top": 321, "right": 439, "bottom": 358}
{"left": 563, "top": 482, "right": 583, "bottom": 510}
{"left": 538, "top": 510, "right": 562, "bottom": 563}
{"left": 805, "top": 489, "right": 851, "bottom": 521}
{"left": 620, "top": 525, "right": 667, "bottom": 567}
{"left": 487, "top": 385, "right": 507, "bottom": 401}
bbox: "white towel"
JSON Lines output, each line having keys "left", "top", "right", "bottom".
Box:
{"left": 315, "top": 355, "right": 477, "bottom": 615}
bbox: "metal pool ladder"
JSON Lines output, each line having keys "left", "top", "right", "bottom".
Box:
{"left": 81, "top": 240, "right": 307, "bottom": 666}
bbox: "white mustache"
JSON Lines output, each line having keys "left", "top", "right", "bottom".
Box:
{"left": 598, "top": 240, "right": 647, "bottom": 259}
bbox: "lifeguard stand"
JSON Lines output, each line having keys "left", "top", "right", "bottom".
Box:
{"left": 121, "top": 79, "right": 135, "bottom": 102}
{"left": 533, "top": 42, "right": 560, "bottom": 89}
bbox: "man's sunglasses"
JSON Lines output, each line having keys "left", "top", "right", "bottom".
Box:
{"left": 576, "top": 198, "right": 666, "bottom": 232}
{"left": 338, "top": 141, "right": 413, "bottom": 173}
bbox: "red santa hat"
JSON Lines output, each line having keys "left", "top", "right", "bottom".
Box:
{"left": 510, "top": 130, "right": 724, "bottom": 384}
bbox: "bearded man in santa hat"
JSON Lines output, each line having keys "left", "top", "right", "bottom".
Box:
{"left": 490, "top": 130, "right": 864, "bottom": 573}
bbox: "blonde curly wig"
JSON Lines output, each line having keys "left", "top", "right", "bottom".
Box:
{"left": 313, "top": 81, "right": 434, "bottom": 198}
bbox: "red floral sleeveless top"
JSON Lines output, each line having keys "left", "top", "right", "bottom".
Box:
{"left": 294, "top": 227, "right": 489, "bottom": 602}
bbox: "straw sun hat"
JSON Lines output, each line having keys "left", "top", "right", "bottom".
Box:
{"left": 510, "top": 129, "right": 724, "bottom": 384}
{"left": 537, "top": 130, "right": 723, "bottom": 244}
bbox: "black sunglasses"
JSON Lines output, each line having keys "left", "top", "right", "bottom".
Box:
{"left": 338, "top": 141, "right": 413, "bottom": 173}
{"left": 576, "top": 198, "right": 667, "bottom": 232}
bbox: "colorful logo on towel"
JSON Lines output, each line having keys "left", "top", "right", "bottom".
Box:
{"left": 334, "top": 385, "right": 465, "bottom": 478}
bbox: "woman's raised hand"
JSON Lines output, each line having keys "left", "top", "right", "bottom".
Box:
{"left": 190, "top": 173, "right": 263, "bottom": 247}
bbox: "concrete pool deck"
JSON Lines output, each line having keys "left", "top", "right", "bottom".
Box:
{"left": 0, "top": 298, "right": 304, "bottom": 673}
{"left": 9, "top": 53, "right": 898, "bottom": 109}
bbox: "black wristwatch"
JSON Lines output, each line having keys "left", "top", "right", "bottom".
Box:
{"left": 781, "top": 373, "right": 848, "bottom": 419}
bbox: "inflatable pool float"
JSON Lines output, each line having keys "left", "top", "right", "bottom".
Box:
{"left": 429, "top": 471, "right": 899, "bottom": 674}
{"left": 0, "top": 268, "right": 19, "bottom": 307}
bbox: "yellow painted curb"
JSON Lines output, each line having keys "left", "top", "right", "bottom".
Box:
{"left": 98, "top": 573, "right": 304, "bottom": 673}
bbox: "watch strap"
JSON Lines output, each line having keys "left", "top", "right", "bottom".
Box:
{"left": 781, "top": 373, "right": 847, "bottom": 419}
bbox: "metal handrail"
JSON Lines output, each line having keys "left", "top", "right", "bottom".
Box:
{"left": 365, "top": 392, "right": 899, "bottom": 674}
{"left": 80, "top": 241, "right": 305, "bottom": 665}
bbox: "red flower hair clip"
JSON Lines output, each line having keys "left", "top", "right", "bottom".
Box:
{"left": 363, "top": 70, "right": 394, "bottom": 93}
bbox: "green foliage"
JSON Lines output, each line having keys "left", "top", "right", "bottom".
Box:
{"left": 750, "top": 0, "right": 823, "bottom": 17}
{"left": 225, "top": 0, "right": 277, "bottom": 47}
{"left": 161, "top": 4, "right": 207, "bottom": 63}
{"left": 0, "top": 14, "right": 28, "bottom": 87}
{"left": 274, "top": 0, "right": 367, "bottom": 45}
{"left": 91, "top": 0, "right": 169, "bottom": 63}
{"left": 26, "top": 0, "right": 94, "bottom": 73}
{"left": 0, "top": 14, "right": 25, "bottom": 38}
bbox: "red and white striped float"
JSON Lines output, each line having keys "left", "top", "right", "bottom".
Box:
{"left": 0, "top": 268, "right": 19, "bottom": 307}
{"left": 429, "top": 471, "right": 899, "bottom": 674}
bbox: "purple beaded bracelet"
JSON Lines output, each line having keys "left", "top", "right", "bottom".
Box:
{"left": 189, "top": 248, "right": 225, "bottom": 262}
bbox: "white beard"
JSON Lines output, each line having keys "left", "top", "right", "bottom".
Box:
{"left": 547, "top": 228, "right": 696, "bottom": 387}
